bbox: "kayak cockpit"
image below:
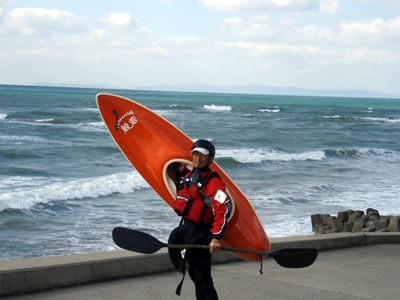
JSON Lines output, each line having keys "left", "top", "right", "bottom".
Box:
{"left": 163, "top": 159, "right": 235, "bottom": 221}
{"left": 163, "top": 159, "right": 193, "bottom": 199}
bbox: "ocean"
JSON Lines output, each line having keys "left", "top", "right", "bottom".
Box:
{"left": 1, "top": 84, "right": 400, "bottom": 261}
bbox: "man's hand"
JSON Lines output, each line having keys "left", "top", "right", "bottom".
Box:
{"left": 178, "top": 163, "right": 187, "bottom": 173}
{"left": 209, "top": 239, "right": 221, "bottom": 253}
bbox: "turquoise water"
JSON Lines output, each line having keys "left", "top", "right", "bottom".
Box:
{"left": 1, "top": 85, "right": 400, "bottom": 260}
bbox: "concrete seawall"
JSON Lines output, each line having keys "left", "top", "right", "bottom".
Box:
{"left": 2, "top": 232, "right": 400, "bottom": 297}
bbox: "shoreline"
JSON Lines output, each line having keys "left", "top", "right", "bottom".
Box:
{"left": 2, "top": 232, "right": 400, "bottom": 297}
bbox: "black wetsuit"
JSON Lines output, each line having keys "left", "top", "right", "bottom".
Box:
{"left": 169, "top": 167, "right": 219, "bottom": 300}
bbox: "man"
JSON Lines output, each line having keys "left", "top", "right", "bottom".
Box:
{"left": 169, "top": 139, "right": 231, "bottom": 300}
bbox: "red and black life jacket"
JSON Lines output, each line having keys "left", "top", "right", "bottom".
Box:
{"left": 174, "top": 170, "right": 221, "bottom": 225}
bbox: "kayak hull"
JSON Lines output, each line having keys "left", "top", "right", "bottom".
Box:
{"left": 96, "top": 93, "right": 270, "bottom": 261}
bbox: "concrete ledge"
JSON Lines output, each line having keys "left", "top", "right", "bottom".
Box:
{"left": 2, "top": 232, "right": 400, "bottom": 296}
{"left": 0, "top": 248, "right": 237, "bottom": 296}
{"left": 270, "top": 232, "right": 400, "bottom": 251}
{"left": 364, "top": 232, "right": 400, "bottom": 244}
{"left": 270, "top": 232, "right": 366, "bottom": 251}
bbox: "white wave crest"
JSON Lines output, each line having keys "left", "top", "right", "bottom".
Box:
{"left": 1, "top": 117, "right": 106, "bottom": 133}
{"left": 323, "top": 115, "right": 341, "bottom": 119}
{"left": 217, "top": 148, "right": 325, "bottom": 163}
{"left": 203, "top": 104, "right": 232, "bottom": 111}
{"left": 367, "top": 148, "right": 400, "bottom": 159}
{"left": 0, "top": 172, "right": 149, "bottom": 211}
{"left": 75, "top": 121, "right": 107, "bottom": 132}
{"left": 0, "top": 113, "right": 7, "bottom": 120}
{"left": 35, "top": 118, "right": 55, "bottom": 123}
{"left": 82, "top": 107, "right": 99, "bottom": 112}
{"left": 325, "top": 147, "right": 399, "bottom": 161}
{"left": 258, "top": 109, "right": 280, "bottom": 113}
{"left": 153, "top": 110, "right": 177, "bottom": 118}
{"left": 363, "top": 108, "right": 374, "bottom": 113}
{"left": 0, "top": 135, "right": 48, "bottom": 143}
{"left": 62, "top": 107, "right": 98, "bottom": 113}
{"left": 328, "top": 147, "right": 371, "bottom": 157}
{"left": 359, "top": 117, "right": 400, "bottom": 124}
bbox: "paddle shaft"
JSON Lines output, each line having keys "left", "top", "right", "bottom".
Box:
{"left": 112, "top": 227, "right": 318, "bottom": 269}
{"left": 168, "top": 243, "right": 270, "bottom": 256}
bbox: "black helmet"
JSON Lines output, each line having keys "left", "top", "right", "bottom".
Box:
{"left": 191, "top": 139, "right": 215, "bottom": 157}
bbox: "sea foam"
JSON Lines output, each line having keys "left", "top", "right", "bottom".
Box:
{"left": 74, "top": 121, "right": 107, "bottom": 132}
{"left": 217, "top": 148, "right": 326, "bottom": 163}
{"left": 0, "top": 172, "right": 149, "bottom": 211}
{"left": 34, "top": 118, "right": 56, "bottom": 123}
{"left": 0, "top": 135, "right": 48, "bottom": 143}
{"left": 323, "top": 115, "right": 341, "bottom": 119}
{"left": 258, "top": 108, "right": 280, "bottom": 113}
{"left": 153, "top": 110, "right": 177, "bottom": 118}
{"left": 203, "top": 104, "right": 232, "bottom": 111}
{"left": 359, "top": 117, "right": 400, "bottom": 124}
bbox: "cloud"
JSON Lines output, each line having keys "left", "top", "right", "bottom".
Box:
{"left": 222, "top": 12, "right": 400, "bottom": 48}
{"left": 164, "top": 35, "right": 202, "bottom": 45}
{"left": 223, "top": 15, "right": 327, "bottom": 42}
{"left": 301, "top": 25, "right": 333, "bottom": 41}
{"left": 216, "top": 39, "right": 400, "bottom": 68}
{"left": 223, "top": 15, "right": 334, "bottom": 43}
{"left": 223, "top": 16, "right": 277, "bottom": 39}
{"left": 319, "top": 0, "right": 340, "bottom": 15}
{"left": 100, "top": 12, "right": 135, "bottom": 29}
{"left": 200, "top": 0, "right": 337, "bottom": 14}
{"left": 0, "top": 1, "right": 398, "bottom": 94}
{"left": 340, "top": 17, "right": 400, "bottom": 41}
{"left": 342, "top": 48, "right": 399, "bottom": 64}
{"left": 216, "top": 11, "right": 400, "bottom": 68}
{"left": 0, "top": 0, "right": 11, "bottom": 12}
{"left": 2, "top": 7, "right": 84, "bottom": 35}
{"left": 217, "top": 41, "right": 319, "bottom": 58}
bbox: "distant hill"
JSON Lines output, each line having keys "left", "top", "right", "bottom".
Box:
{"left": 35, "top": 82, "right": 398, "bottom": 98}
{"left": 137, "top": 84, "right": 398, "bottom": 99}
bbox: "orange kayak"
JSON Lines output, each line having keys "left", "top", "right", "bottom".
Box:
{"left": 96, "top": 93, "right": 270, "bottom": 261}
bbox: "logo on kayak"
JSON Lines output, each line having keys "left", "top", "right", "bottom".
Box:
{"left": 119, "top": 110, "right": 138, "bottom": 134}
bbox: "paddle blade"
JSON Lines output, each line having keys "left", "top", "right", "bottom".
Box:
{"left": 270, "top": 248, "right": 318, "bottom": 268}
{"left": 112, "top": 227, "right": 167, "bottom": 254}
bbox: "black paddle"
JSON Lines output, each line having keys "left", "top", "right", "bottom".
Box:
{"left": 112, "top": 227, "right": 318, "bottom": 269}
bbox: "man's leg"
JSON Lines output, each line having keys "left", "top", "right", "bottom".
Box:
{"left": 187, "top": 248, "right": 218, "bottom": 300}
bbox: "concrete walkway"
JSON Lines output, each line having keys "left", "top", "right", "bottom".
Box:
{"left": 4, "top": 244, "right": 400, "bottom": 300}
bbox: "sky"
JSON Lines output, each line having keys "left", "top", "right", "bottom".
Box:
{"left": 1, "top": 0, "right": 400, "bottom": 96}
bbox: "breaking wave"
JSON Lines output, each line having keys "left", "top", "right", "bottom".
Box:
{"left": 0, "top": 172, "right": 149, "bottom": 212}
{"left": 216, "top": 147, "right": 399, "bottom": 164}
{"left": 323, "top": 115, "right": 400, "bottom": 124}
{"left": 359, "top": 117, "right": 400, "bottom": 124}
{"left": 258, "top": 107, "right": 280, "bottom": 113}
{"left": 74, "top": 121, "right": 106, "bottom": 132}
{"left": 325, "top": 147, "right": 399, "bottom": 159}
{"left": 217, "top": 148, "right": 326, "bottom": 163}
{"left": 203, "top": 104, "right": 232, "bottom": 112}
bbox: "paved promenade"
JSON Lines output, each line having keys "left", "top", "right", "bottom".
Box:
{"left": 2, "top": 233, "right": 400, "bottom": 299}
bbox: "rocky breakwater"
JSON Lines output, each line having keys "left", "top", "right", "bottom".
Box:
{"left": 311, "top": 208, "right": 400, "bottom": 234}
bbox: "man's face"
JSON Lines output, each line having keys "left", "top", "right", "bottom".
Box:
{"left": 192, "top": 151, "right": 211, "bottom": 168}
